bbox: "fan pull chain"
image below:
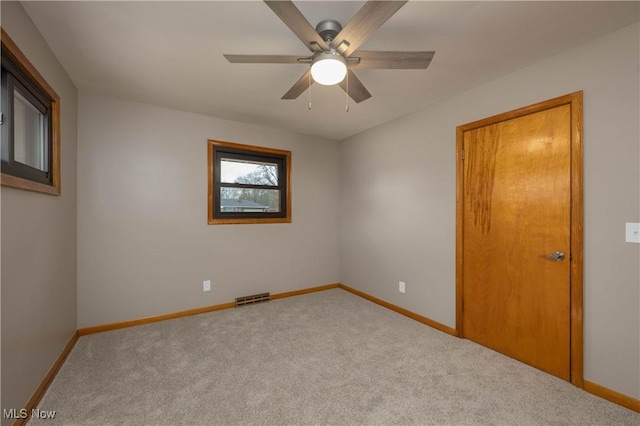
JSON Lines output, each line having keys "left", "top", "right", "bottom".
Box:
{"left": 308, "top": 67, "right": 312, "bottom": 110}
{"left": 345, "top": 70, "right": 350, "bottom": 112}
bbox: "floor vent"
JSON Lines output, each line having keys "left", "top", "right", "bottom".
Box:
{"left": 235, "top": 292, "right": 270, "bottom": 307}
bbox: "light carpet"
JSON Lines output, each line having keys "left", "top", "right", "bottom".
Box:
{"left": 31, "top": 288, "right": 639, "bottom": 425}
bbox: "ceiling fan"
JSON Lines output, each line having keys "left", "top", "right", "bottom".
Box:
{"left": 224, "top": 0, "right": 435, "bottom": 104}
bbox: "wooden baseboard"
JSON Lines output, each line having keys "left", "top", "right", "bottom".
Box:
{"left": 79, "top": 283, "right": 342, "bottom": 336}
{"left": 271, "top": 283, "right": 340, "bottom": 300}
{"left": 78, "top": 301, "right": 236, "bottom": 335}
{"left": 583, "top": 380, "right": 640, "bottom": 413}
{"left": 337, "top": 283, "right": 459, "bottom": 337}
{"left": 13, "top": 330, "right": 79, "bottom": 426}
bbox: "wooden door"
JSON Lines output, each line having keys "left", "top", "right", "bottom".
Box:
{"left": 456, "top": 92, "right": 583, "bottom": 383}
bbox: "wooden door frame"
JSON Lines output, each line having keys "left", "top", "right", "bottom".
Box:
{"left": 455, "top": 91, "right": 584, "bottom": 387}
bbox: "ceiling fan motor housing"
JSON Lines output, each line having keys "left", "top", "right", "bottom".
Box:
{"left": 316, "top": 19, "right": 342, "bottom": 43}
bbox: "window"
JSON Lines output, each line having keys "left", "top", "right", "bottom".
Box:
{"left": 1, "top": 28, "right": 60, "bottom": 195}
{"left": 208, "top": 140, "right": 291, "bottom": 224}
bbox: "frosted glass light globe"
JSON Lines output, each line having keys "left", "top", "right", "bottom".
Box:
{"left": 311, "top": 52, "right": 347, "bottom": 86}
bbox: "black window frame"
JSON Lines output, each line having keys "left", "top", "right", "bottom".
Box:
{"left": 2, "top": 54, "right": 53, "bottom": 185}
{"left": 1, "top": 28, "right": 60, "bottom": 195}
{"left": 208, "top": 140, "right": 291, "bottom": 224}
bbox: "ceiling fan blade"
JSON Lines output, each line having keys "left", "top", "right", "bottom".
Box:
{"left": 264, "top": 1, "right": 329, "bottom": 53}
{"left": 338, "top": 70, "right": 372, "bottom": 104}
{"left": 331, "top": 1, "right": 407, "bottom": 57}
{"left": 349, "top": 51, "right": 435, "bottom": 69}
{"left": 282, "top": 69, "right": 314, "bottom": 100}
{"left": 224, "top": 54, "right": 307, "bottom": 64}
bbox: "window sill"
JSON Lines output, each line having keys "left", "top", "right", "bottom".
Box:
{"left": 208, "top": 216, "right": 291, "bottom": 225}
{"left": 1, "top": 172, "right": 60, "bottom": 195}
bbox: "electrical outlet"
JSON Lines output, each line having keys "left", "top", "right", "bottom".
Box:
{"left": 399, "top": 281, "right": 406, "bottom": 293}
{"left": 203, "top": 280, "right": 211, "bottom": 292}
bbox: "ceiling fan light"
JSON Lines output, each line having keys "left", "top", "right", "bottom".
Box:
{"left": 311, "top": 52, "right": 347, "bottom": 86}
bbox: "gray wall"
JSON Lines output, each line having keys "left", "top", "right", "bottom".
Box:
{"left": 340, "top": 22, "right": 640, "bottom": 399}
{"left": 76, "top": 93, "right": 340, "bottom": 328}
{"left": 0, "top": 1, "right": 78, "bottom": 422}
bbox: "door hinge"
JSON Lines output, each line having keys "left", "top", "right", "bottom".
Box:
{"left": 0, "top": 112, "right": 3, "bottom": 126}
{"left": 461, "top": 149, "right": 465, "bottom": 160}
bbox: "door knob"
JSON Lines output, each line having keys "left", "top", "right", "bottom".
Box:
{"left": 542, "top": 251, "right": 565, "bottom": 261}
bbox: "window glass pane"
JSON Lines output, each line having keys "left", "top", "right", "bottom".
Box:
{"left": 220, "top": 158, "right": 278, "bottom": 186}
{"left": 219, "top": 187, "right": 280, "bottom": 213}
{"left": 14, "top": 90, "right": 47, "bottom": 172}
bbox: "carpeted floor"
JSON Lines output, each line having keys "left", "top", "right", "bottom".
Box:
{"left": 31, "top": 288, "right": 639, "bottom": 425}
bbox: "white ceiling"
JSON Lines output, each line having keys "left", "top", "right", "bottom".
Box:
{"left": 21, "top": 1, "right": 639, "bottom": 141}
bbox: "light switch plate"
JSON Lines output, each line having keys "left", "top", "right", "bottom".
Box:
{"left": 625, "top": 223, "right": 640, "bottom": 243}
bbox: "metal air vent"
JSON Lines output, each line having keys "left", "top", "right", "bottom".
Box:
{"left": 235, "top": 292, "right": 270, "bottom": 307}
